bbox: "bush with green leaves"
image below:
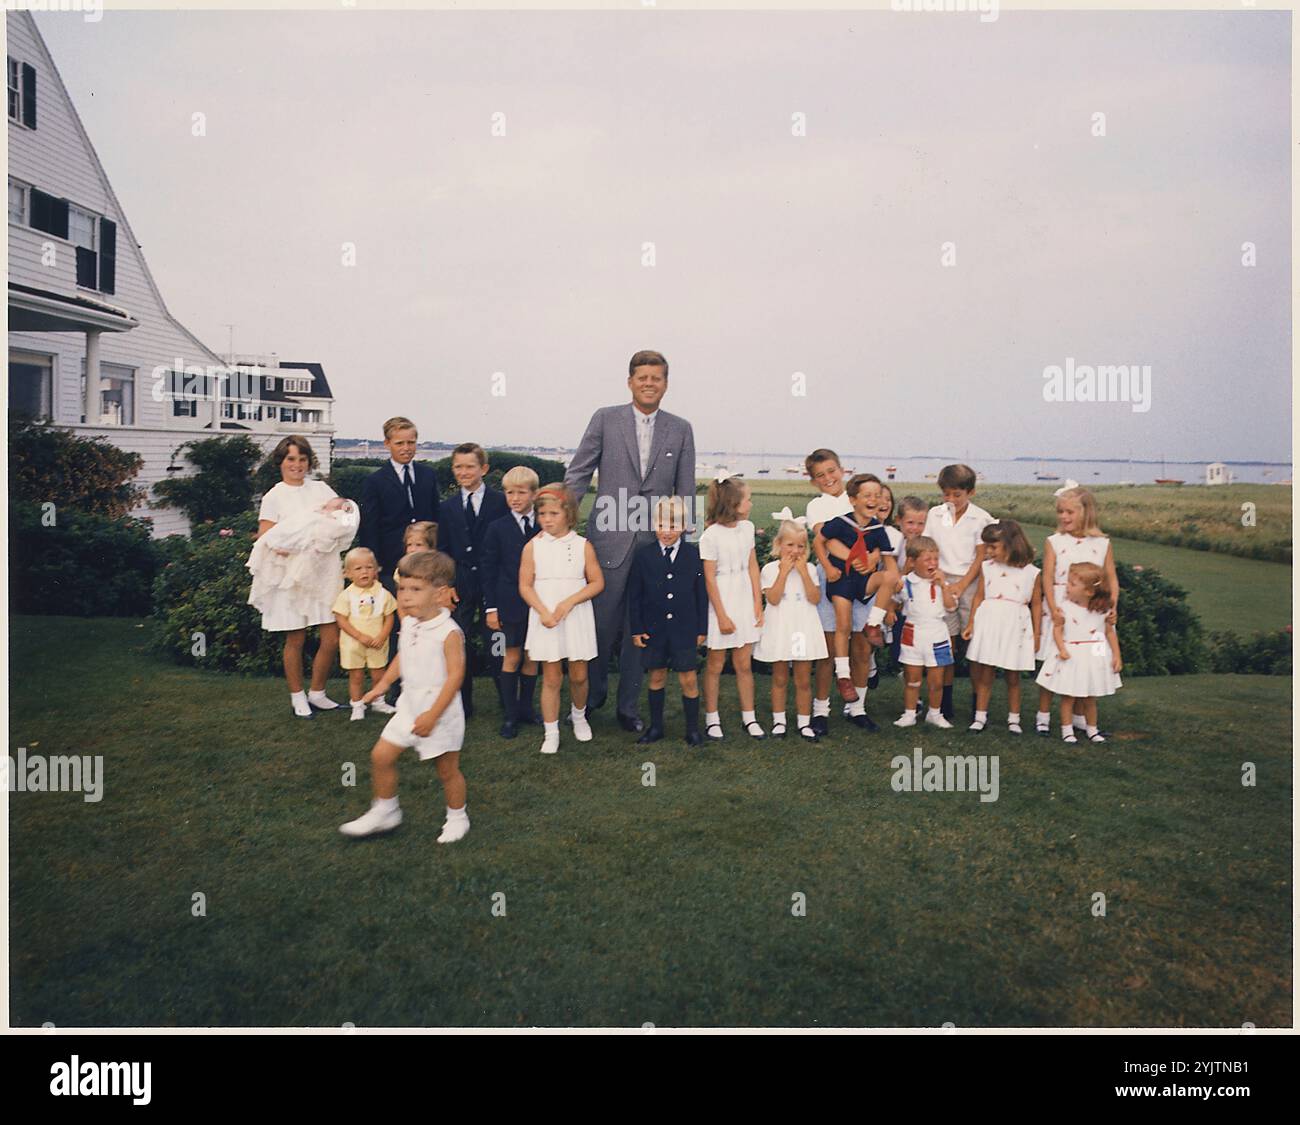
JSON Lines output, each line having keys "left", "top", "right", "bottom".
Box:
{"left": 151, "top": 511, "right": 300, "bottom": 675}
{"left": 10, "top": 501, "right": 158, "bottom": 616}
{"left": 1101, "top": 562, "right": 1206, "bottom": 675}
{"left": 1208, "top": 629, "right": 1292, "bottom": 675}
{"left": 153, "top": 436, "right": 263, "bottom": 525}
{"left": 9, "top": 415, "right": 145, "bottom": 519}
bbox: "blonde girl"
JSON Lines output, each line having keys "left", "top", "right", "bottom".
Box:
{"left": 1034, "top": 486, "right": 1119, "bottom": 736}
{"left": 519, "top": 484, "right": 605, "bottom": 754}
{"left": 754, "top": 518, "right": 828, "bottom": 741}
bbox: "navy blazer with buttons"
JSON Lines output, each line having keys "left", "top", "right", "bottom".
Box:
{"left": 627, "top": 539, "right": 708, "bottom": 650}
{"left": 438, "top": 487, "right": 509, "bottom": 605}
{"left": 481, "top": 509, "right": 540, "bottom": 624}
{"left": 358, "top": 460, "right": 441, "bottom": 576}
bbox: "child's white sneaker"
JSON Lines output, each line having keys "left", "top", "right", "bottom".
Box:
{"left": 572, "top": 710, "right": 593, "bottom": 742}
{"left": 350, "top": 700, "right": 366, "bottom": 722}
{"left": 540, "top": 730, "right": 560, "bottom": 754}
{"left": 925, "top": 709, "right": 953, "bottom": 729}
{"left": 437, "top": 812, "right": 470, "bottom": 844}
{"left": 339, "top": 800, "right": 402, "bottom": 838}
{"left": 369, "top": 698, "right": 397, "bottom": 714}
{"left": 894, "top": 710, "right": 918, "bottom": 727}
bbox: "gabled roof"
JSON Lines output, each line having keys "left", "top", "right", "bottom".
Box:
{"left": 277, "top": 361, "right": 334, "bottom": 401}
{"left": 18, "top": 10, "right": 226, "bottom": 367}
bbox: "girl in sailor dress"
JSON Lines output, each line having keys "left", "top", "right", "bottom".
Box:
{"left": 1035, "top": 486, "right": 1118, "bottom": 735}
{"left": 699, "top": 475, "right": 765, "bottom": 740}
{"left": 520, "top": 485, "right": 604, "bottom": 755}
{"left": 755, "top": 519, "right": 829, "bottom": 741}
{"left": 1035, "top": 561, "right": 1123, "bottom": 744}
{"left": 963, "top": 519, "right": 1042, "bottom": 734}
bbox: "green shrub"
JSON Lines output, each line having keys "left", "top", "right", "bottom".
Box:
{"left": 9, "top": 501, "right": 158, "bottom": 616}
{"left": 431, "top": 451, "right": 565, "bottom": 498}
{"left": 1208, "top": 629, "right": 1292, "bottom": 675}
{"left": 1108, "top": 562, "right": 1206, "bottom": 675}
{"left": 151, "top": 511, "right": 303, "bottom": 675}
{"left": 153, "top": 436, "right": 263, "bottom": 524}
{"left": 8, "top": 415, "right": 145, "bottom": 519}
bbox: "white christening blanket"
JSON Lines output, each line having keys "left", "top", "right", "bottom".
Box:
{"left": 247, "top": 500, "right": 360, "bottom": 616}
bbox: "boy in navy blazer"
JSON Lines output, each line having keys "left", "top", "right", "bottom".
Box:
{"left": 438, "top": 442, "right": 509, "bottom": 718}
{"left": 481, "top": 465, "right": 542, "bottom": 737}
{"left": 628, "top": 497, "right": 708, "bottom": 745}
{"left": 358, "top": 417, "right": 442, "bottom": 591}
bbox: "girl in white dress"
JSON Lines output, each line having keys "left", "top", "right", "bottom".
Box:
{"left": 962, "top": 519, "right": 1042, "bottom": 734}
{"left": 1034, "top": 487, "right": 1119, "bottom": 735}
{"left": 699, "top": 475, "right": 765, "bottom": 740}
{"left": 520, "top": 484, "right": 604, "bottom": 755}
{"left": 755, "top": 519, "right": 828, "bottom": 741}
{"left": 251, "top": 436, "right": 345, "bottom": 718}
{"left": 1036, "top": 561, "right": 1123, "bottom": 744}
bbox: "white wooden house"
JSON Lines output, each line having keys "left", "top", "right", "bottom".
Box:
{"left": 1205, "top": 463, "right": 1231, "bottom": 486}
{"left": 7, "top": 11, "right": 336, "bottom": 536}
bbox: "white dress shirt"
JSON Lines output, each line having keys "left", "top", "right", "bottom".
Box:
{"left": 633, "top": 405, "right": 658, "bottom": 478}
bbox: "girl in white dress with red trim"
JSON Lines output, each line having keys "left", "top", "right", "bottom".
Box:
{"left": 962, "top": 519, "right": 1042, "bottom": 734}
{"left": 699, "top": 474, "right": 765, "bottom": 741}
{"left": 1034, "top": 485, "right": 1119, "bottom": 736}
{"left": 755, "top": 516, "right": 828, "bottom": 741}
{"left": 520, "top": 484, "right": 604, "bottom": 755}
{"left": 1035, "top": 561, "right": 1123, "bottom": 744}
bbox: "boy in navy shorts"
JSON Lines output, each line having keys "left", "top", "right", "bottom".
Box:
{"left": 628, "top": 497, "right": 708, "bottom": 745}
{"left": 482, "top": 465, "right": 542, "bottom": 737}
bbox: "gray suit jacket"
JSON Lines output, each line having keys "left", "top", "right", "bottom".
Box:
{"left": 565, "top": 403, "right": 697, "bottom": 571}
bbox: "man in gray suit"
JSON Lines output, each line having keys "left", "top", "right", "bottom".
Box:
{"left": 565, "top": 350, "right": 697, "bottom": 732}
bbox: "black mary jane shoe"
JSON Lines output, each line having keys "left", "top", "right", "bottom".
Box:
{"left": 617, "top": 713, "right": 645, "bottom": 734}
{"left": 799, "top": 725, "right": 819, "bottom": 742}
{"left": 811, "top": 715, "right": 829, "bottom": 737}
{"left": 705, "top": 723, "right": 725, "bottom": 742}
{"left": 743, "top": 720, "right": 767, "bottom": 740}
{"left": 637, "top": 726, "right": 665, "bottom": 745}
{"left": 849, "top": 712, "right": 879, "bottom": 732}
{"left": 770, "top": 723, "right": 788, "bottom": 739}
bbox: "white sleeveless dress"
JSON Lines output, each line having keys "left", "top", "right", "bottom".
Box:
{"left": 1036, "top": 604, "right": 1122, "bottom": 698}
{"left": 1037, "top": 533, "right": 1111, "bottom": 661}
{"left": 698, "top": 520, "right": 761, "bottom": 649}
{"left": 525, "top": 531, "right": 598, "bottom": 662}
{"left": 967, "top": 560, "right": 1040, "bottom": 671}
{"left": 755, "top": 559, "right": 829, "bottom": 663}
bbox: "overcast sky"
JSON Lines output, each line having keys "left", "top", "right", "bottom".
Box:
{"left": 33, "top": 7, "right": 1291, "bottom": 461}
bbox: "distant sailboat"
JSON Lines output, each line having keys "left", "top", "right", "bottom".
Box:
{"left": 1033, "top": 463, "right": 1060, "bottom": 482}
{"left": 757, "top": 448, "right": 770, "bottom": 474}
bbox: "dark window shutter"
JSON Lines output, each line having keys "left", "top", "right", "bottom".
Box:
{"left": 30, "top": 191, "right": 70, "bottom": 240}
{"left": 76, "top": 246, "right": 98, "bottom": 288}
{"left": 98, "top": 217, "right": 116, "bottom": 293}
{"left": 21, "top": 62, "right": 36, "bottom": 129}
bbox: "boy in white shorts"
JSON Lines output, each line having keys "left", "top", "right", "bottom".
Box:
{"left": 892, "top": 536, "right": 958, "bottom": 729}
{"left": 339, "top": 550, "right": 470, "bottom": 843}
{"left": 922, "top": 463, "right": 995, "bottom": 720}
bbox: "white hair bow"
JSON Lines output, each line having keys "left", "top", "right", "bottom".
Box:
{"left": 715, "top": 469, "right": 742, "bottom": 483}
{"left": 1053, "top": 479, "right": 1080, "bottom": 497}
{"left": 771, "top": 506, "right": 808, "bottom": 527}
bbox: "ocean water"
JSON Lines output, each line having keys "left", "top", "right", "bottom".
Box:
{"left": 332, "top": 445, "right": 1290, "bottom": 486}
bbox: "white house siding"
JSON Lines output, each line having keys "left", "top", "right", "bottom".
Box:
{"left": 7, "top": 11, "right": 336, "bottom": 537}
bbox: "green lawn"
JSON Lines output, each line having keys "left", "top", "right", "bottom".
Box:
{"left": 8, "top": 617, "right": 1291, "bottom": 1027}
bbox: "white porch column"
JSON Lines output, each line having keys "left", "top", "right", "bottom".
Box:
{"left": 83, "top": 329, "right": 101, "bottom": 423}
{"left": 211, "top": 366, "right": 222, "bottom": 427}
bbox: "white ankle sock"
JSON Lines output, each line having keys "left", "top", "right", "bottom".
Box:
{"left": 867, "top": 653, "right": 877, "bottom": 676}
{"left": 772, "top": 711, "right": 786, "bottom": 727}
{"left": 834, "top": 657, "right": 850, "bottom": 678}
{"left": 705, "top": 711, "right": 720, "bottom": 727}
{"left": 446, "top": 805, "right": 468, "bottom": 822}
{"left": 375, "top": 796, "right": 398, "bottom": 813}
{"left": 741, "top": 709, "right": 756, "bottom": 725}
{"left": 570, "top": 703, "right": 586, "bottom": 721}
{"left": 290, "top": 690, "right": 311, "bottom": 716}
{"left": 856, "top": 685, "right": 868, "bottom": 705}
{"left": 797, "top": 713, "right": 811, "bottom": 728}
{"left": 544, "top": 720, "right": 559, "bottom": 735}
{"left": 1036, "top": 710, "right": 1051, "bottom": 726}
{"left": 812, "top": 698, "right": 830, "bottom": 717}
{"left": 974, "top": 710, "right": 988, "bottom": 723}
{"left": 1073, "top": 714, "right": 1087, "bottom": 729}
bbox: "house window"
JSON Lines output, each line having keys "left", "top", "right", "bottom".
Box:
{"left": 173, "top": 398, "right": 197, "bottom": 418}
{"left": 8, "top": 179, "right": 26, "bottom": 224}
{"left": 9, "top": 351, "right": 53, "bottom": 420}
{"left": 80, "top": 360, "right": 135, "bottom": 426}
{"left": 8, "top": 58, "right": 34, "bottom": 126}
